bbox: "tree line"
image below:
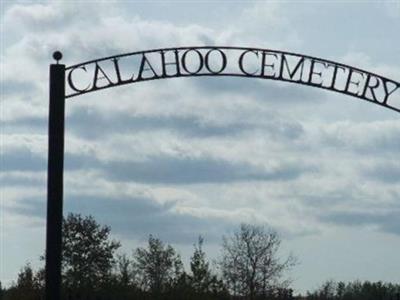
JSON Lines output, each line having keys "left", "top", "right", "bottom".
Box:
{"left": 305, "top": 280, "right": 400, "bottom": 300}
{"left": 1, "top": 213, "right": 399, "bottom": 300}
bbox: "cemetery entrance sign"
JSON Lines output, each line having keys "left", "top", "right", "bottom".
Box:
{"left": 65, "top": 46, "right": 400, "bottom": 108}
{"left": 46, "top": 46, "right": 400, "bottom": 300}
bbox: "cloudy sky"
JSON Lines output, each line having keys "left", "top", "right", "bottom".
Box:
{"left": 1, "top": 0, "right": 399, "bottom": 293}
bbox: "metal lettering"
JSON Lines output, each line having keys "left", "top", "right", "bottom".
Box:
{"left": 279, "top": 54, "right": 305, "bottom": 81}
{"left": 260, "top": 51, "right": 278, "bottom": 78}
{"left": 92, "top": 62, "right": 115, "bottom": 89}
{"left": 67, "top": 66, "right": 90, "bottom": 92}
{"left": 204, "top": 48, "right": 227, "bottom": 74}
{"left": 63, "top": 46, "right": 399, "bottom": 114}
{"left": 160, "top": 49, "right": 181, "bottom": 77}
{"left": 181, "top": 49, "right": 204, "bottom": 75}
{"left": 137, "top": 54, "right": 159, "bottom": 81}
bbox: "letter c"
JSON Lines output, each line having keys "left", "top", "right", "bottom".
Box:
{"left": 67, "top": 66, "right": 91, "bottom": 93}
{"left": 239, "top": 50, "right": 259, "bottom": 75}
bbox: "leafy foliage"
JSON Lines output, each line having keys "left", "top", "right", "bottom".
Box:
{"left": 133, "top": 235, "right": 183, "bottom": 296}
{"left": 190, "top": 236, "right": 211, "bottom": 293}
{"left": 189, "top": 236, "right": 228, "bottom": 299}
{"left": 3, "top": 214, "right": 399, "bottom": 300}
{"left": 305, "top": 280, "right": 400, "bottom": 300}
{"left": 62, "top": 213, "right": 121, "bottom": 291}
{"left": 3, "top": 263, "right": 42, "bottom": 300}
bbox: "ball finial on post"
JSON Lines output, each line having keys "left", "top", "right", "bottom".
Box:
{"left": 52, "top": 51, "right": 63, "bottom": 64}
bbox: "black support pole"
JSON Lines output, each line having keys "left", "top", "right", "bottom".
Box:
{"left": 45, "top": 53, "right": 65, "bottom": 300}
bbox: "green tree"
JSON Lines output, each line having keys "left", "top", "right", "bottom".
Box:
{"left": 305, "top": 280, "right": 400, "bottom": 300}
{"left": 62, "top": 213, "right": 121, "bottom": 292}
{"left": 219, "top": 223, "right": 296, "bottom": 300}
{"left": 336, "top": 281, "right": 346, "bottom": 299}
{"left": 5, "top": 263, "right": 41, "bottom": 300}
{"left": 133, "top": 235, "right": 183, "bottom": 297}
{"left": 190, "top": 236, "right": 212, "bottom": 293}
{"left": 189, "top": 236, "right": 228, "bottom": 299}
{"left": 317, "top": 280, "right": 336, "bottom": 300}
{"left": 116, "top": 253, "right": 133, "bottom": 289}
{"left": 16, "top": 264, "right": 35, "bottom": 291}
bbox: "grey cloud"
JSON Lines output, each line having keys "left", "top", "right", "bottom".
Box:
{"left": 102, "top": 156, "right": 309, "bottom": 184}
{"left": 319, "top": 124, "right": 400, "bottom": 155}
{"left": 1, "top": 146, "right": 94, "bottom": 173}
{"left": 1, "top": 118, "right": 47, "bottom": 133}
{"left": 6, "top": 197, "right": 45, "bottom": 220}
{"left": 67, "top": 106, "right": 304, "bottom": 141}
{"left": 1, "top": 143, "right": 310, "bottom": 184}
{"left": 266, "top": 119, "right": 304, "bottom": 140}
{"left": 297, "top": 191, "right": 355, "bottom": 208}
{"left": 2, "top": 80, "right": 38, "bottom": 96}
{"left": 67, "top": 109, "right": 252, "bottom": 140}
{"left": 319, "top": 210, "right": 400, "bottom": 236}
{"left": 8, "top": 194, "right": 234, "bottom": 244}
{"left": 364, "top": 163, "right": 400, "bottom": 183}
{"left": 193, "top": 77, "right": 325, "bottom": 104}
{"left": 1, "top": 149, "right": 46, "bottom": 172}
{"left": 64, "top": 152, "right": 309, "bottom": 184}
{"left": 67, "top": 195, "right": 232, "bottom": 244}
{"left": 0, "top": 174, "right": 45, "bottom": 187}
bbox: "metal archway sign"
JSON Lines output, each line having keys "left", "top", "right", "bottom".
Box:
{"left": 46, "top": 46, "right": 400, "bottom": 300}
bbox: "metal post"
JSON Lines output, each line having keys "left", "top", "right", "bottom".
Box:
{"left": 45, "top": 52, "right": 65, "bottom": 300}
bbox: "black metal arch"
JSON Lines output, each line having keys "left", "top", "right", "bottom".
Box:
{"left": 45, "top": 46, "right": 399, "bottom": 300}
{"left": 64, "top": 46, "right": 400, "bottom": 114}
